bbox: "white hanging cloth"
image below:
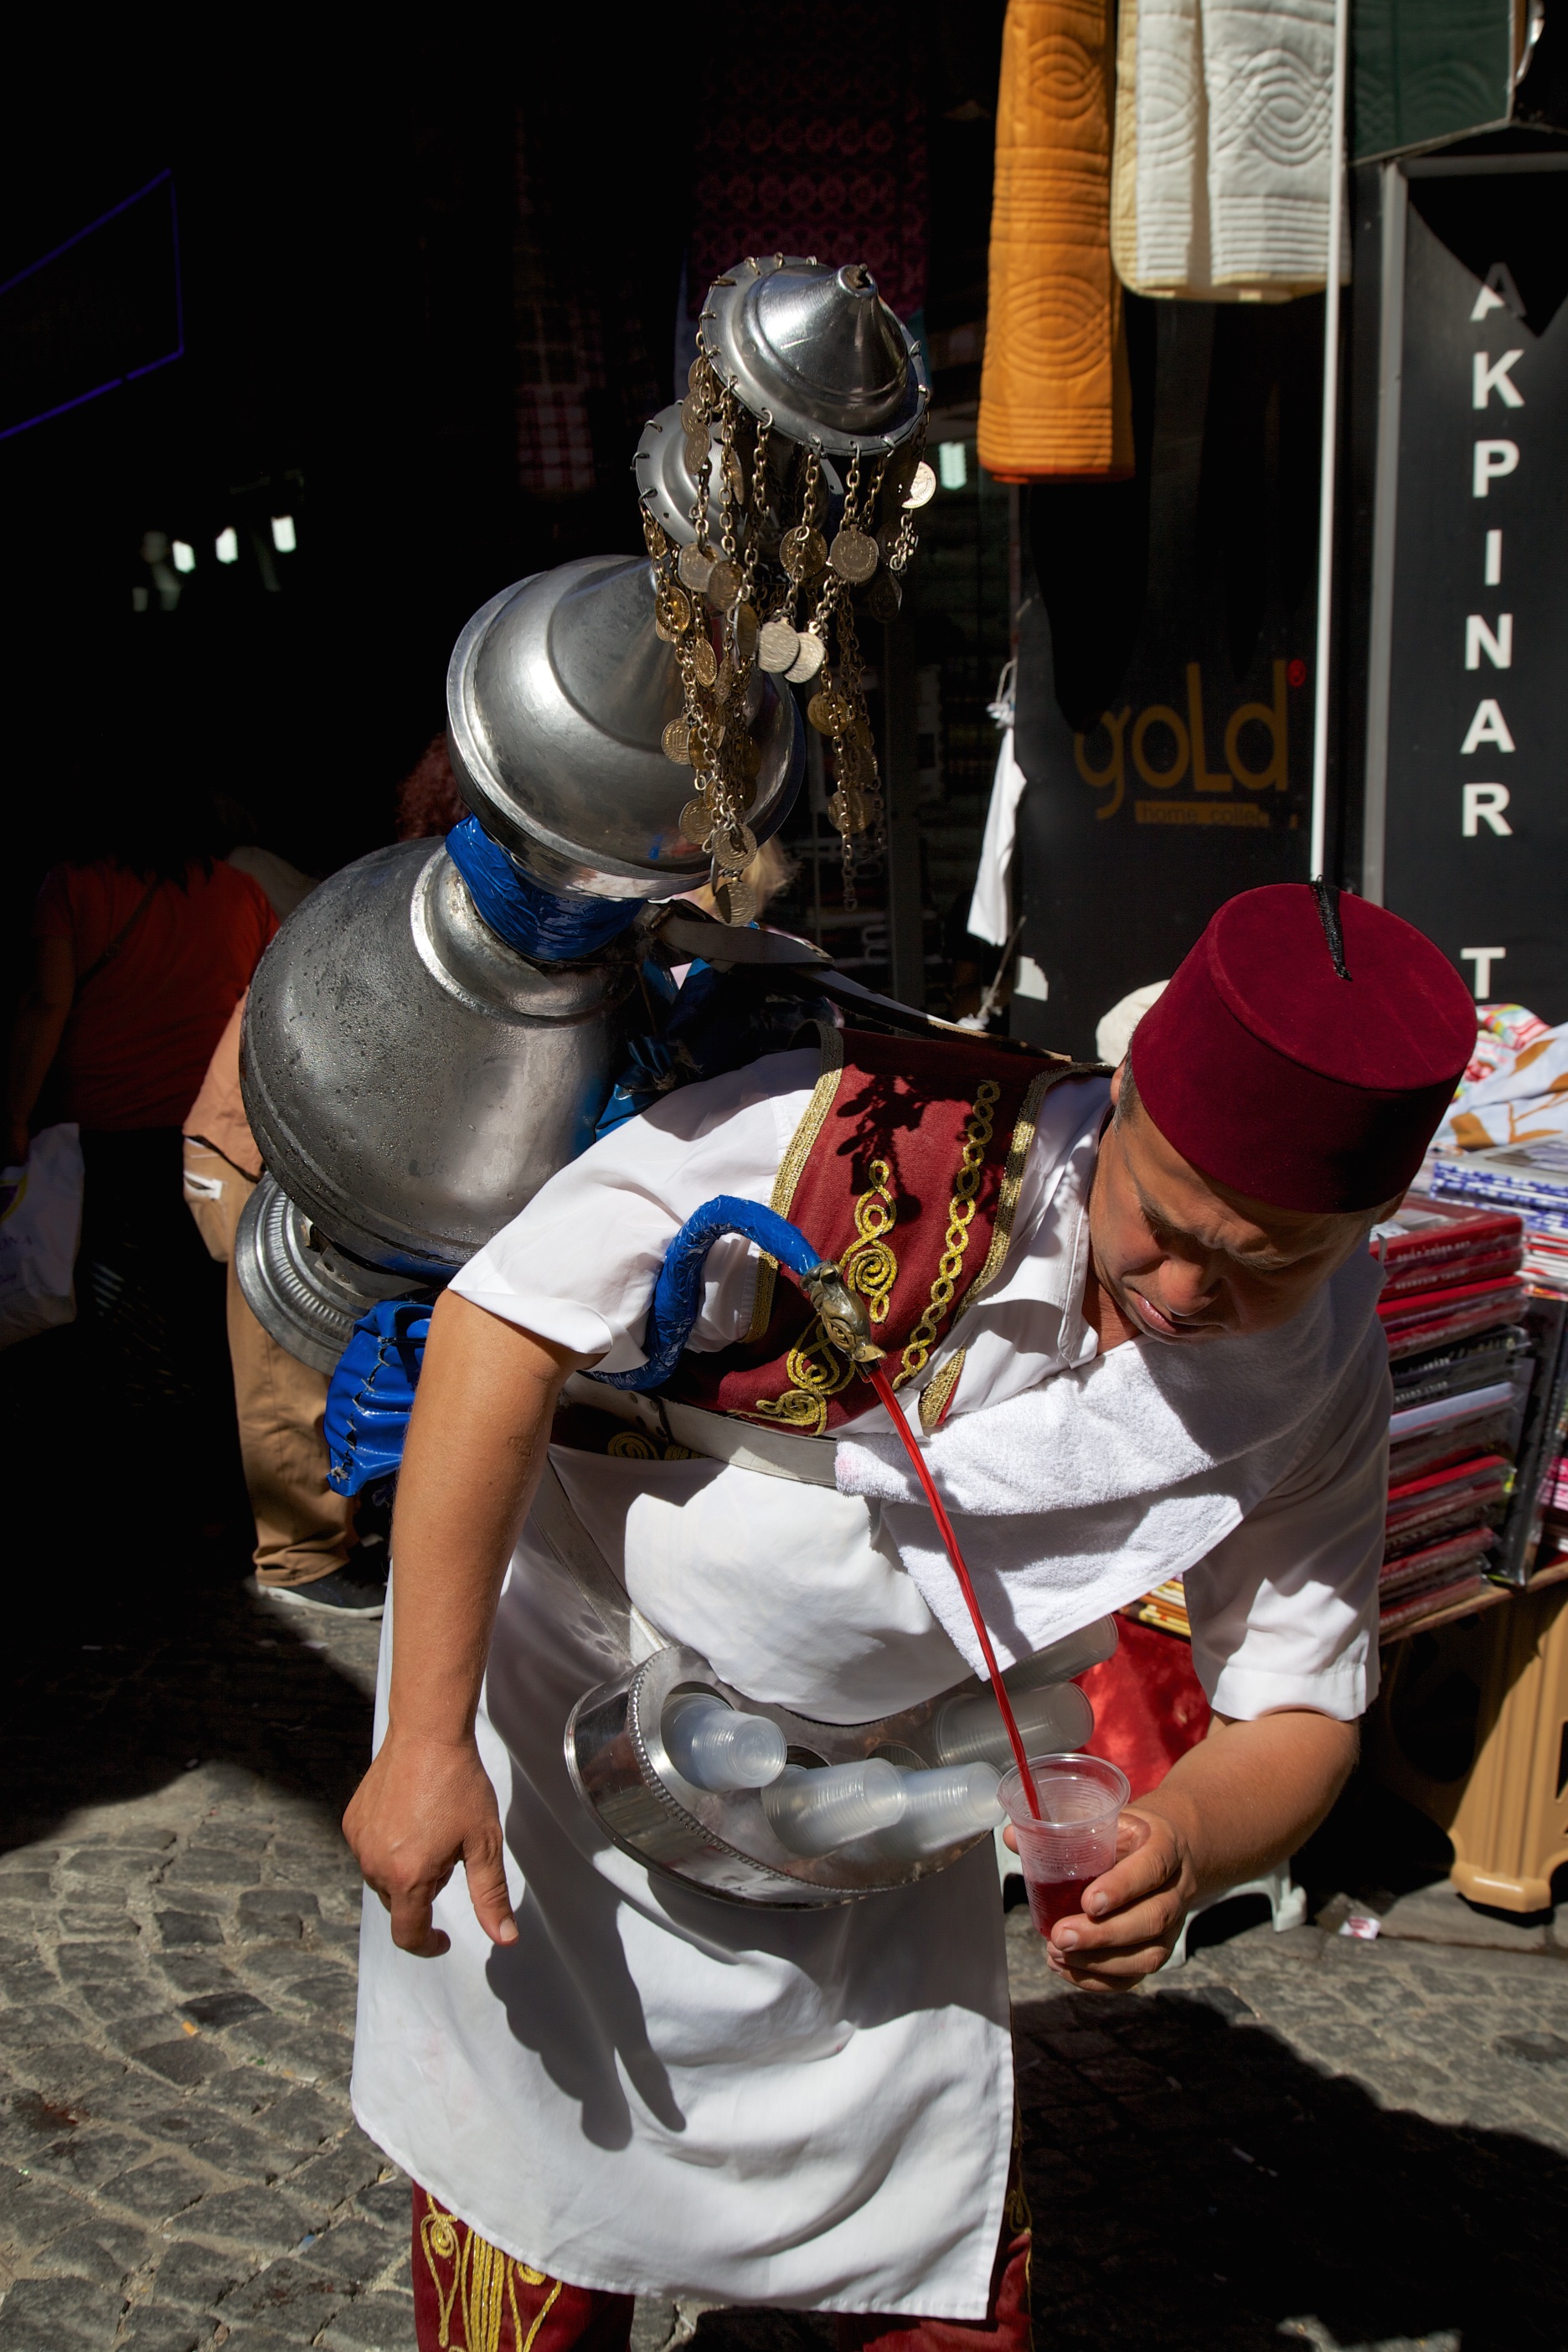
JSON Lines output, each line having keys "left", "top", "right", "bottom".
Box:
{"left": 966, "top": 663, "right": 1026, "bottom": 950}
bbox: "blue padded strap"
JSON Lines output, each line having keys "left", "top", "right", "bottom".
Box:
{"left": 325, "top": 1299, "right": 433, "bottom": 1495}
{"left": 586, "top": 1196, "right": 823, "bottom": 1394}
{"left": 446, "top": 815, "right": 642, "bottom": 961}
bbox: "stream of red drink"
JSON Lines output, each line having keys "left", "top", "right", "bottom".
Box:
{"left": 867, "top": 1364, "right": 1042, "bottom": 1820}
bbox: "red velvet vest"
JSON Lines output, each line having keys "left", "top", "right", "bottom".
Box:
{"left": 662, "top": 1024, "right": 1100, "bottom": 1436}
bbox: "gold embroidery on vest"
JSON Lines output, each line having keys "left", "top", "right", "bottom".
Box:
{"left": 606, "top": 1431, "right": 698, "bottom": 1462}
{"left": 895, "top": 1081, "right": 1001, "bottom": 1386}
{"left": 750, "top": 1157, "right": 900, "bottom": 1434}
{"left": 466, "top": 2226, "right": 510, "bottom": 2352}
{"left": 747, "top": 1020, "right": 846, "bottom": 1344}
{"left": 920, "top": 1347, "right": 966, "bottom": 1431}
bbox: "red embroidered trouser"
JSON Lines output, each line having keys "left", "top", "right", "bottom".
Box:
{"left": 411, "top": 2153, "right": 1032, "bottom": 2352}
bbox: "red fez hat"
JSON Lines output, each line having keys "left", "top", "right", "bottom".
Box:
{"left": 1128, "top": 885, "right": 1476, "bottom": 1213}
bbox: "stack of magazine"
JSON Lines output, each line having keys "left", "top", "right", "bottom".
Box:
{"left": 1375, "top": 1197, "right": 1530, "bottom": 1638}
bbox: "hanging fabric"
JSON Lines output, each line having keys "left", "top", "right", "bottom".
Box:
{"left": 967, "top": 664, "right": 1027, "bottom": 951}
{"left": 1113, "top": 0, "right": 1334, "bottom": 302}
{"left": 978, "top": 0, "right": 1134, "bottom": 481}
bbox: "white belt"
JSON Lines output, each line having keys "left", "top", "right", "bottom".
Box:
{"left": 661, "top": 1399, "right": 840, "bottom": 1488}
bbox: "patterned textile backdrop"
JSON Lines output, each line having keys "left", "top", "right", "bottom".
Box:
{"left": 687, "top": 2, "right": 929, "bottom": 322}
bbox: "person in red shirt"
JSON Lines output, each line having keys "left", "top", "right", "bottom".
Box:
{"left": 6, "top": 792, "right": 278, "bottom": 1472}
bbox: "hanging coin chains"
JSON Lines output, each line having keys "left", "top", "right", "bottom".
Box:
{"left": 644, "top": 349, "right": 935, "bottom": 924}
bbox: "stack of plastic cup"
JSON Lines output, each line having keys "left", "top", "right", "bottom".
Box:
{"left": 661, "top": 1693, "right": 788, "bottom": 1792}
{"left": 876, "top": 1762, "right": 1003, "bottom": 1859}
{"left": 761, "top": 1760, "right": 906, "bottom": 1854}
{"left": 997, "top": 1752, "right": 1130, "bottom": 1941}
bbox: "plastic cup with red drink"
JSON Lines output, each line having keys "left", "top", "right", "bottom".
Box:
{"left": 997, "top": 1752, "right": 1131, "bottom": 1940}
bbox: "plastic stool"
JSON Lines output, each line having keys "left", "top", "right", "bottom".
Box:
{"left": 1369, "top": 1574, "right": 1568, "bottom": 1912}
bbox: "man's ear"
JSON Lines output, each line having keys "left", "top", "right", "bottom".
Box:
{"left": 1108, "top": 1060, "right": 1125, "bottom": 1110}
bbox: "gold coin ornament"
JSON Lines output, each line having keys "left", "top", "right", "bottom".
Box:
{"left": 735, "top": 601, "right": 759, "bottom": 660}
{"left": 706, "top": 558, "right": 744, "bottom": 607}
{"left": 662, "top": 717, "right": 692, "bottom": 765}
{"left": 677, "top": 543, "right": 716, "bottom": 593}
{"left": 688, "top": 357, "right": 709, "bottom": 395}
{"left": 711, "top": 875, "right": 757, "bottom": 928}
{"left": 713, "top": 821, "right": 757, "bottom": 874}
{"left": 722, "top": 446, "right": 746, "bottom": 503}
{"left": 655, "top": 585, "right": 694, "bottom": 643}
{"left": 865, "top": 571, "right": 902, "bottom": 622}
{"left": 678, "top": 797, "right": 713, "bottom": 847}
{"left": 904, "top": 459, "right": 936, "bottom": 510}
{"left": 679, "top": 393, "right": 708, "bottom": 437}
{"left": 738, "top": 731, "right": 762, "bottom": 780}
{"left": 785, "top": 630, "right": 826, "bottom": 683}
{"left": 757, "top": 618, "right": 800, "bottom": 673}
{"left": 828, "top": 527, "right": 878, "bottom": 584}
{"left": 780, "top": 524, "right": 828, "bottom": 580}
{"left": 807, "top": 687, "right": 850, "bottom": 736}
{"left": 685, "top": 427, "right": 714, "bottom": 479}
{"left": 690, "top": 637, "right": 719, "bottom": 687}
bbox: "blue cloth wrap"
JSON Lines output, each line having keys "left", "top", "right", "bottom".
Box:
{"left": 325, "top": 1299, "right": 433, "bottom": 1496}
{"left": 320, "top": 1201, "right": 823, "bottom": 1486}
{"left": 446, "top": 815, "right": 642, "bottom": 960}
{"left": 585, "top": 1197, "right": 823, "bottom": 1393}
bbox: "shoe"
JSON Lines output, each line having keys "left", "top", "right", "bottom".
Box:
{"left": 261, "top": 1567, "right": 388, "bottom": 1618}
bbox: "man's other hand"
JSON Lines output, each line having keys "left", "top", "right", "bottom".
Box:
{"left": 343, "top": 1730, "right": 518, "bottom": 1959}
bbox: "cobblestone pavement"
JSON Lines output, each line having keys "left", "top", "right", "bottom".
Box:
{"left": 1, "top": 1570, "right": 1564, "bottom": 2352}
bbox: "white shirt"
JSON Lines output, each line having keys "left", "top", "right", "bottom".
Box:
{"left": 352, "top": 1047, "right": 1387, "bottom": 2315}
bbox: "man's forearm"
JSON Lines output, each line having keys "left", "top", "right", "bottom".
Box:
{"left": 386, "top": 1292, "right": 589, "bottom": 1740}
{"left": 1135, "top": 1708, "right": 1358, "bottom": 1906}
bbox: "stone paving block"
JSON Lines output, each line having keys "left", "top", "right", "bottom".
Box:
{"left": 349, "top": 2178, "right": 410, "bottom": 2233}
{"left": 131, "top": 2040, "right": 233, "bottom": 2089}
{"left": 0, "top": 1875, "right": 55, "bottom": 1904}
{"left": 216, "top": 2252, "right": 347, "bottom": 2328}
{"left": 148, "top": 2238, "right": 246, "bottom": 2310}
{"left": 26, "top": 2128, "right": 147, "bottom": 2191}
{"left": 224, "top": 2016, "right": 353, "bottom": 2083}
{"left": 236, "top": 1892, "right": 320, "bottom": 1942}
{"left": 306, "top": 2219, "right": 405, "bottom": 2292}
{"left": 60, "top": 1912, "right": 141, "bottom": 1942}
{"left": 0, "top": 1964, "right": 64, "bottom": 2005}
{"left": 156, "top": 2112, "right": 285, "bottom": 2184}
{"left": 35, "top": 2215, "right": 152, "bottom": 2283}
{"left": 210, "top": 2329, "right": 315, "bottom": 2351}
{"left": 0, "top": 2003, "right": 85, "bottom": 2052}
{"left": 101, "top": 2156, "right": 208, "bottom": 2224}
{"left": 262, "top": 2087, "right": 352, "bottom": 2154}
{"left": 181, "top": 2185, "right": 311, "bottom": 2255}
{"left": 0, "top": 2162, "right": 93, "bottom": 2254}
{"left": 154, "top": 1915, "right": 224, "bottom": 1951}
{"left": 283, "top": 2134, "right": 385, "bottom": 2216}
{"left": 0, "top": 2272, "right": 123, "bottom": 2348}
{"left": 117, "top": 2315, "right": 209, "bottom": 2352}
{"left": 178, "top": 1994, "right": 269, "bottom": 2032}
{"left": 164, "top": 1854, "right": 260, "bottom": 1890}
{"left": 317, "top": 2291, "right": 416, "bottom": 2349}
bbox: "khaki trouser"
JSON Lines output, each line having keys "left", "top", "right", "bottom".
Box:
{"left": 183, "top": 1140, "right": 354, "bottom": 1586}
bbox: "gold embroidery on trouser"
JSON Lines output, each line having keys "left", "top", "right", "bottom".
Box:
{"left": 420, "top": 2191, "right": 563, "bottom": 2352}
{"left": 1008, "top": 2102, "right": 1034, "bottom": 2310}
{"left": 747, "top": 1020, "right": 846, "bottom": 1342}
{"left": 606, "top": 1431, "right": 698, "bottom": 1462}
{"left": 419, "top": 2199, "right": 463, "bottom": 2349}
{"left": 895, "top": 1082, "right": 1001, "bottom": 1385}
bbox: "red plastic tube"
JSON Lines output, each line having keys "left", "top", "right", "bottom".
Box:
{"left": 867, "top": 1365, "right": 1042, "bottom": 1819}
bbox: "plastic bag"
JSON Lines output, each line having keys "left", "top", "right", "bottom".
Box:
{"left": 0, "top": 1123, "right": 84, "bottom": 1348}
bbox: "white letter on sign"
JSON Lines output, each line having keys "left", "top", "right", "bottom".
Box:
{"left": 1465, "top": 614, "right": 1514, "bottom": 669}
{"left": 1462, "top": 784, "right": 1513, "bottom": 837}
{"left": 1473, "top": 441, "right": 1520, "bottom": 495}
{"left": 1473, "top": 350, "right": 1525, "bottom": 408}
{"left": 1461, "top": 699, "right": 1516, "bottom": 753}
{"left": 1461, "top": 946, "right": 1507, "bottom": 998}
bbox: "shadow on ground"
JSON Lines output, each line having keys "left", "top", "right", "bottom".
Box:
{"left": 687, "top": 1978, "right": 1566, "bottom": 2352}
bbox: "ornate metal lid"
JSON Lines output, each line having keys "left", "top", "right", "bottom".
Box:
{"left": 700, "top": 255, "right": 929, "bottom": 455}
{"left": 446, "top": 554, "right": 802, "bottom": 901}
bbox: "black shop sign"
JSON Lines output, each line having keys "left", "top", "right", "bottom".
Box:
{"left": 1368, "top": 157, "right": 1568, "bottom": 1023}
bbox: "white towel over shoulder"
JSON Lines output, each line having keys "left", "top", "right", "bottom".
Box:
{"left": 836, "top": 1248, "right": 1385, "bottom": 1673}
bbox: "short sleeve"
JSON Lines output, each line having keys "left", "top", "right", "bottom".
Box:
{"left": 448, "top": 1048, "right": 817, "bottom": 1370}
{"left": 1182, "top": 1325, "right": 1391, "bottom": 1721}
{"left": 33, "top": 865, "right": 76, "bottom": 941}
